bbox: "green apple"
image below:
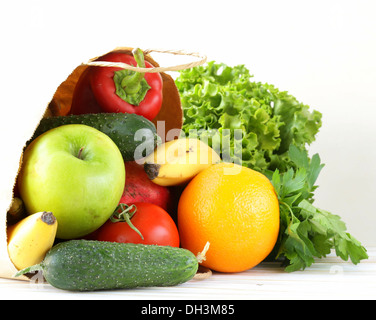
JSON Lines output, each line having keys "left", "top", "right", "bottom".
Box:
{"left": 18, "top": 124, "right": 126, "bottom": 239}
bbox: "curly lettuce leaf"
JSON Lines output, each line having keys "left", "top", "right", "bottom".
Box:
{"left": 176, "top": 61, "right": 322, "bottom": 174}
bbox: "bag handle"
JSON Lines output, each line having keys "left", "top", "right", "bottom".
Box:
{"left": 84, "top": 48, "right": 207, "bottom": 73}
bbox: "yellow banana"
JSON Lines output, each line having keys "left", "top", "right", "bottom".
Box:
{"left": 144, "top": 138, "right": 221, "bottom": 186}
{"left": 7, "top": 211, "right": 58, "bottom": 270}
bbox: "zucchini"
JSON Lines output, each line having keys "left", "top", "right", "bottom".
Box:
{"left": 31, "top": 113, "right": 159, "bottom": 161}
{"left": 15, "top": 240, "right": 199, "bottom": 291}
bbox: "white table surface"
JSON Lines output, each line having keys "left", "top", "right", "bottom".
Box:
{"left": 1, "top": 247, "right": 375, "bottom": 300}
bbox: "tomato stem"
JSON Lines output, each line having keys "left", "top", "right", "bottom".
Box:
{"left": 110, "top": 204, "right": 144, "bottom": 240}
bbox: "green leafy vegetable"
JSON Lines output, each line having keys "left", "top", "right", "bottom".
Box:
{"left": 175, "top": 61, "right": 322, "bottom": 174}
{"left": 176, "top": 62, "right": 368, "bottom": 271}
{"left": 269, "top": 145, "right": 368, "bottom": 271}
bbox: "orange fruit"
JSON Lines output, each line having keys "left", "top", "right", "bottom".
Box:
{"left": 178, "top": 162, "right": 280, "bottom": 273}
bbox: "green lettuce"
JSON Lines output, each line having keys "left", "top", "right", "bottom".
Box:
{"left": 176, "top": 61, "right": 322, "bottom": 174}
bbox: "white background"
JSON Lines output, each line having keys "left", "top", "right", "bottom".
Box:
{"left": 1, "top": 0, "right": 375, "bottom": 246}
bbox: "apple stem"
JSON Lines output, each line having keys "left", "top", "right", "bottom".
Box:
{"left": 77, "top": 147, "right": 85, "bottom": 160}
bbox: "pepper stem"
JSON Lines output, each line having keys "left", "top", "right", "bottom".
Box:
{"left": 121, "top": 48, "right": 147, "bottom": 95}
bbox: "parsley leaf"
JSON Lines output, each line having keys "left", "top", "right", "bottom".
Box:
{"left": 270, "top": 145, "right": 368, "bottom": 272}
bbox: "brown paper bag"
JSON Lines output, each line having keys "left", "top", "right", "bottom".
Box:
{"left": 0, "top": 47, "right": 206, "bottom": 280}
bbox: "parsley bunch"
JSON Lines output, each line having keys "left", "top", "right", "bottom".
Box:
{"left": 268, "top": 145, "right": 368, "bottom": 271}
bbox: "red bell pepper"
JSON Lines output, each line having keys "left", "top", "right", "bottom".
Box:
{"left": 69, "top": 48, "right": 163, "bottom": 121}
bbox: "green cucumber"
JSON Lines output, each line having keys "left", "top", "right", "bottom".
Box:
{"left": 31, "top": 113, "right": 159, "bottom": 161}
{"left": 15, "top": 240, "right": 199, "bottom": 291}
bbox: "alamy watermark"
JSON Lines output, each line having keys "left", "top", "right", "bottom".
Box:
{"left": 133, "top": 121, "right": 244, "bottom": 175}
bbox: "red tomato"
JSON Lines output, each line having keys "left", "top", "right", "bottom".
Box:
{"left": 96, "top": 202, "right": 179, "bottom": 247}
